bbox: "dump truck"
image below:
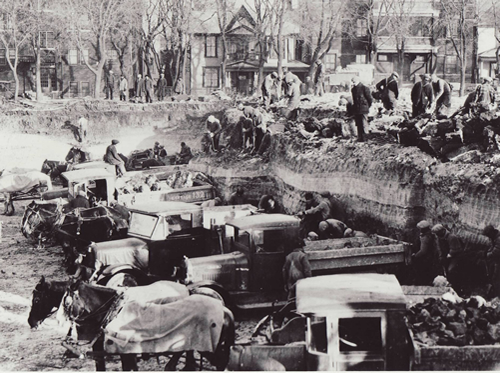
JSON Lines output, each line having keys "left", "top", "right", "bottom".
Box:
{"left": 41, "top": 167, "right": 215, "bottom": 206}
{"left": 227, "top": 274, "right": 499, "bottom": 371}
{"left": 176, "top": 214, "right": 411, "bottom": 310}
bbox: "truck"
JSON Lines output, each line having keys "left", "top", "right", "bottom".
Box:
{"left": 41, "top": 167, "right": 216, "bottom": 206}
{"left": 176, "top": 213, "right": 411, "bottom": 310}
{"left": 227, "top": 275, "right": 500, "bottom": 371}
{"left": 79, "top": 201, "right": 258, "bottom": 278}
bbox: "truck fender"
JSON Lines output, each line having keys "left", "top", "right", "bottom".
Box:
{"left": 227, "top": 345, "right": 286, "bottom": 371}
{"left": 187, "top": 281, "right": 234, "bottom": 310}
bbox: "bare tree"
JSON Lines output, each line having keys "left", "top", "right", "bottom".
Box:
{"left": 251, "top": 0, "right": 273, "bottom": 92}
{"left": 437, "top": 0, "right": 475, "bottom": 96}
{"left": 0, "top": 1, "right": 32, "bottom": 100}
{"left": 481, "top": 0, "right": 500, "bottom": 76}
{"left": 267, "top": 0, "right": 287, "bottom": 87}
{"left": 61, "top": 0, "right": 139, "bottom": 98}
{"left": 215, "top": 0, "right": 236, "bottom": 90}
{"left": 294, "top": 0, "right": 348, "bottom": 79}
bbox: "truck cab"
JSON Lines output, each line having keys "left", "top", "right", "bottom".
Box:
{"left": 184, "top": 214, "right": 301, "bottom": 308}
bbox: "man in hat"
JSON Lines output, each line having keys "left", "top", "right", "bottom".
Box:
{"left": 135, "top": 74, "right": 145, "bottom": 101}
{"left": 119, "top": 75, "right": 128, "bottom": 101}
{"left": 474, "top": 76, "right": 496, "bottom": 112}
{"left": 350, "top": 76, "right": 372, "bottom": 142}
{"left": 69, "top": 189, "right": 90, "bottom": 209}
{"left": 411, "top": 220, "right": 440, "bottom": 285}
{"left": 431, "top": 74, "right": 452, "bottom": 117}
{"left": 432, "top": 224, "right": 464, "bottom": 289}
{"left": 206, "top": 115, "right": 222, "bottom": 152}
{"left": 283, "top": 239, "right": 312, "bottom": 300}
{"left": 314, "top": 60, "right": 325, "bottom": 97}
{"left": 153, "top": 141, "right": 162, "bottom": 159}
{"left": 419, "top": 74, "right": 434, "bottom": 115}
{"left": 375, "top": 72, "right": 399, "bottom": 111}
{"left": 105, "top": 70, "right": 115, "bottom": 100}
{"left": 318, "top": 219, "right": 348, "bottom": 239}
{"left": 228, "top": 186, "right": 247, "bottom": 205}
{"left": 144, "top": 75, "right": 153, "bottom": 103}
{"left": 177, "top": 142, "right": 193, "bottom": 164}
{"left": 157, "top": 73, "right": 168, "bottom": 101}
{"left": 104, "top": 139, "right": 126, "bottom": 176}
{"left": 411, "top": 74, "right": 425, "bottom": 118}
{"left": 482, "top": 224, "right": 500, "bottom": 297}
{"left": 77, "top": 115, "right": 88, "bottom": 142}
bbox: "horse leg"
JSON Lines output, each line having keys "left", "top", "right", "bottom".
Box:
{"left": 184, "top": 351, "right": 197, "bottom": 371}
{"left": 93, "top": 336, "right": 106, "bottom": 371}
{"left": 164, "top": 352, "right": 183, "bottom": 371}
{"left": 120, "top": 354, "right": 138, "bottom": 371}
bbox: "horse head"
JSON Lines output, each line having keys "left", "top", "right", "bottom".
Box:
{"left": 28, "top": 276, "right": 69, "bottom": 329}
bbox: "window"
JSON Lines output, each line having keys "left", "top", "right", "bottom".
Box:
{"left": 324, "top": 52, "right": 337, "bottom": 70}
{"left": 40, "top": 68, "right": 56, "bottom": 90}
{"left": 338, "top": 317, "right": 383, "bottom": 353}
{"left": 68, "top": 49, "right": 78, "bottom": 65}
{"left": 41, "top": 50, "right": 55, "bottom": 66}
{"left": 203, "top": 67, "right": 219, "bottom": 88}
{"left": 129, "top": 213, "right": 159, "bottom": 238}
{"left": 0, "top": 49, "right": 5, "bottom": 65}
{"left": 69, "top": 82, "right": 78, "bottom": 95}
{"left": 39, "top": 32, "right": 54, "bottom": 49}
{"left": 309, "top": 316, "right": 327, "bottom": 353}
{"left": 356, "top": 19, "right": 367, "bottom": 37}
{"left": 80, "top": 49, "right": 89, "bottom": 65}
{"left": 377, "top": 54, "right": 388, "bottom": 62}
{"left": 81, "top": 82, "right": 90, "bottom": 96}
{"left": 445, "top": 55, "right": 457, "bottom": 74}
{"left": 106, "top": 49, "right": 118, "bottom": 61}
{"left": 205, "top": 36, "right": 217, "bottom": 58}
{"left": 355, "top": 54, "right": 366, "bottom": 64}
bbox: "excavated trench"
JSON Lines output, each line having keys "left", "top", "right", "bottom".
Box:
{"left": 4, "top": 100, "right": 499, "bottom": 249}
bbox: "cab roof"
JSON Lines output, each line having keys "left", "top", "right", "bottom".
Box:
{"left": 62, "top": 168, "right": 115, "bottom": 182}
{"left": 227, "top": 213, "right": 300, "bottom": 230}
{"left": 296, "top": 274, "right": 406, "bottom": 314}
{"left": 128, "top": 201, "right": 202, "bottom": 215}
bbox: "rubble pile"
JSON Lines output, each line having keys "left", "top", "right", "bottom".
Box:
{"left": 407, "top": 294, "right": 500, "bottom": 346}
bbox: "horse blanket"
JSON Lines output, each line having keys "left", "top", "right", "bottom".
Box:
{"left": 92, "top": 238, "right": 149, "bottom": 270}
{"left": 104, "top": 294, "right": 224, "bottom": 354}
{"left": 0, "top": 171, "right": 52, "bottom": 193}
{"left": 123, "top": 281, "right": 189, "bottom": 305}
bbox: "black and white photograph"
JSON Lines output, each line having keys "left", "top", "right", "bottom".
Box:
{"left": 1, "top": 0, "right": 500, "bottom": 370}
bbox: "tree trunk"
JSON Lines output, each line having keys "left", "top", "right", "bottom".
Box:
{"left": 459, "top": 58, "right": 466, "bottom": 97}
{"left": 13, "top": 71, "right": 19, "bottom": 101}
{"left": 35, "top": 44, "right": 42, "bottom": 101}
{"left": 220, "top": 34, "right": 227, "bottom": 89}
{"left": 94, "top": 60, "right": 105, "bottom": 98}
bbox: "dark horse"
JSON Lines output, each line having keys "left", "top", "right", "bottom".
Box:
{"left": 27, "top": 267, "right": 154, "bottom": 329}
{"left": 60, "top": 281, "right": 235, "bottom": 371}
{"left": 21, "top": 200, "right": 63, "bottom": 246}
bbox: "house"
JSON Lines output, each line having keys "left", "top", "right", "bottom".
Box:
{"left": 344, "top": 0, "right": 478, "bottom": 84}
{"left": 189, "top": 4, "right": 313, "bottom": 96}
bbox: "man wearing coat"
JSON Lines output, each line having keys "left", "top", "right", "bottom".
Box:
{"left": 375, "top": 72, "right": 399, "bottom": 111}
{"left": 482, "top": 224, "right": 500, "bottom": 297}
{"left": 350, "top": 76, "right": 372, "bottom": 142}
{"left": 119, "top": 75, "right": 128, "bottom": 102}
{"left": 157, "top": 73, "right": 168, "bottom": 101}
{"left": 144, "top": 75, "right": 153, "bottom": 103}
{"left": 282, "top": 241, "right": 312, "bottom": 300}
{"left": 105, "top": 70, "right": 115, "bottom": 100}
{"left": 135, "top": 74, "right": 145, "bottom": 101}
{"left": 104, "top": 139, "right": 126, "bottom": 176}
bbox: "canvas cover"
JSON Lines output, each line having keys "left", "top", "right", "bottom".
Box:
{"left": 0, "top": 171, "right": 52, "bottom": 193}
{"left": 93, "top": 238, "right": 149, "bottom": 270}
{"left": 104, "top": 294, "right": 224, "bottom": 354}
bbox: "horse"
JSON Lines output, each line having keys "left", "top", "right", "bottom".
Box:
{"left": 21, "top": 200, "right": 63, "bottom": 246}
{"left": 40, "top": 160, "right": 68, "bottom": 184}
{"left": 59, "top": 281, "right": 235, "bottom": 371}
{"left": 27, "top": 267, "right": 155, "bottom": 330}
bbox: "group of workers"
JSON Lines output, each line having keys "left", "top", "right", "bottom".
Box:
{"left": 104, "top": 70, "right": 185, "bottom": 103}
{"left": 411, "top": 219, "right": 500, "bottom": 298}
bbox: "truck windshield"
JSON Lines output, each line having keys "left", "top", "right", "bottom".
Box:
{"left": 338, "top": 317, "right": 383, "bottom": 353}
{"left": 166, "top": 214, "right": 192, "bottom": 233}
{"left": 129, "top": 213, "right": 158, "bottom": 238}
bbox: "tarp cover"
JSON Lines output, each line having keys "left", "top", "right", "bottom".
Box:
{"left": 93, "top": 238, "right": 149, "bottom": 270}
{"left": 0, "top": 171, "right": 52, "bottom": 193}
{"left": 104, "top": 294, "right": 224, "bottom": 354}
{"left": 123, "top": 281, "right": 189, "bottom": 305}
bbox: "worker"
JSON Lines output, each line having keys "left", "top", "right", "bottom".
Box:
{"left": 176, "top": 142, "right": 193, "bottom": 164}
{"left": 318, "top": 219, "right": 348, "bottom": 239}
{"left": 105, "top": 70, "right": 115, "bottom": 100}
{"left": 282, "top": 239, "right": 312, "bottom": 300}
{"left": 420, "top": 74, "right": 434, "bottom": 115}
{"left": 200, "top": 197, "right": 222, "bottom": 208}
{"left": 286, "top": 76, "right": 302, "bottom": 120}
{"left": 375, "top": 72, "right": 399, "bottom": 111}
{"left": 135, "top": 74, "right": 145, "bottom": 101}
{"left": 153, "top": 141, "right": 162, "bottom": 159}
{"left": 70, "top": 190, "right": 90, "bottom": 209}
{"left": 343, "top": 228, "right": 368, "bottom": 238}
{"left": 432, "top": 224, "right": 464, "bottom": 291}
{"left": 411, "top": 220, "right": 440, "bottom": 285}
{"left": 482, "top": 224, "right": 500, "bottom": 297}
{"left": 350, "top": 76, "right": 372, "bottom": 142}
{"left": 157, "top": 73, "right": 168, "bottom": 101}
{"left": 77, "top": 115, "right": 88, "bottom": 142}
{"left": 410, "top": 74, "right": 425, "bottom": 118}
{"left": 314, "top": 60, "right": 325, "bottom": 97}
{"left": 241, "top": 117, "right": 254, "bottom": 150}
{"left": 474, "top": 77, "right": 496, "bottom": 113}
{"left": 119, "top": 75, "right": 128, "bottom": 101}
{"left": 228, "top": 187, "right": 247, "bottom": 205}
{"left": 206, "top": 115, "right": 222, "bottom": 152}
{"left": 262, "top": 72, "right": 278, "bottom": 108}
{"left": 320, "top": 191, "right": 347, "bottom": 223}
{"left": 258, "top": 195, "right": 280, "bottom": 214}
{"left": 299, "top": 192, "right": 331, "bottom": 237}
{"left": 103, "top": 139, "right": 126, "bottom": 177}
{"left": 144, "top": 75, "right": 153, "bottom": 103}
{"left": 431, "top": 74, "right": 452, "bottom": 117}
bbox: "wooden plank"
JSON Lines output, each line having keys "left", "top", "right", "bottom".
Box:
{"left": 304, "top": 235, "right": 400, "bottom": 252}
{"left": 309, "top": 252, "right": 406, "bottom": 271}
{"left": 306, "top": 244, "right": 406, "bottom": 260}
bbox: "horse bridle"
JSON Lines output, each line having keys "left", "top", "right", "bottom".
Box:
{"left": 32, "top": 288, "right": 58, "bottom": 321}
